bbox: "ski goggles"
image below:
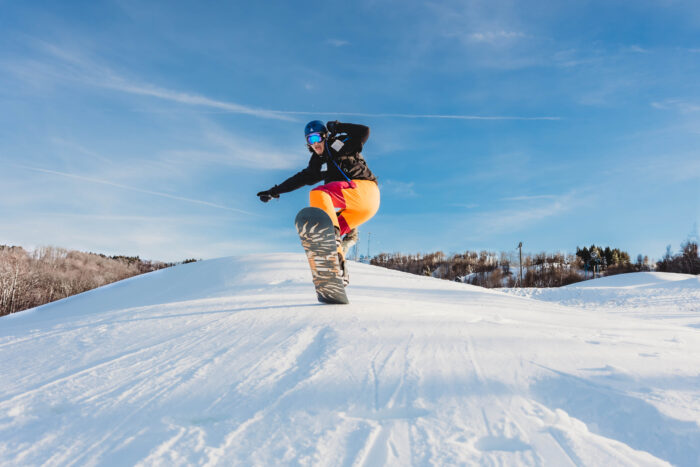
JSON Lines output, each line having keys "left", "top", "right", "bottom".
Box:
{"left": 306, "top": 133, "right": 324, "bottom": 144}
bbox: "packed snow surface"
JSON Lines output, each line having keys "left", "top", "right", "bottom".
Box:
{"left": 1, "top": 254, "right": 699, "bottom": 466}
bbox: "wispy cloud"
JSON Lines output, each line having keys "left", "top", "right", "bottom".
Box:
{"left": 551, "top": 49, "right": 601, "bottom": 68}
{"left": 160, "top": 122, "right": 305, "bottom": 171}
{"left": 7, "top": 40, "right": 560, "bottom": 122}
{"left": 462, "top": 152, "right": 555, "bottom": 184}
{"left": 380, "top": 180, "right": 418, "bottom": 198}
{"left": 49, "top": 137, "right": 116, "bottom": 167}
{"left": 623, "top": 151, "right": 700, "bottom": 183}
{"left": 624, "top": 45, "right": 649, "bottom": 54}
{"left": 477, "top": 202, "right": 567, "bottom": 233}
{"left": 651, "top": 99, "right": 700, "bottom": 113}
{"left": 47, "top": 120, "right": 303, "bottom": 185}
{"left": 575, "top": 76, "right": 638, "bottom": 107}
{"left": 462, "top": 190, "right": 586, "bottom": 237}
{"left": 501, "top": 194, "right": 557, "bottom": 201}
{"left": 467, "top": 30, "right": 526, "bottom": 44}
{"left": 13, "top": 41, "right": 295, "bottom": 121}
{"left": 103, "top": 79, "right": 298, "bottom": 121}
{"left": 327, "top": 39, "right": 349, "bottom": 47}
{"left": 45, "top": 136, "right": 203, "bottom": 186}
{"left": 13, "top": 165, "right": 254, "bottom": 215}
{"left": 276, "top": 111, "right": 560, "bottom": 121}
{"left": 420, "top": 1, "right": 546, "bottom": 71}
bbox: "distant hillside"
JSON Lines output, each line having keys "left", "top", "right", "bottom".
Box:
{"left": 0, "top": 245, "right": 196, "bottom": 316}
{"left": 371, "top": 241, "right": 699, "bottom": 288}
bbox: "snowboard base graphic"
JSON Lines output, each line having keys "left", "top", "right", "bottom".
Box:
{"left": 295, "top": 207, "right": 349, "bottom": 305}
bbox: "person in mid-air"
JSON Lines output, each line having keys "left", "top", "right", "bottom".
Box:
{"left": 257, "top": 120, "right": 380, "bottom": 283}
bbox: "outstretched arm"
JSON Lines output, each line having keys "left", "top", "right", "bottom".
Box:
{"left": 275, "top": 165, "right": 324, "bottom": 194}
{"left": 256, "top": 155, "right": 324, "bottom": 202}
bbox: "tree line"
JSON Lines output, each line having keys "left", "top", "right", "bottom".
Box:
{"left": 371, "top": 241, "right": 698, "bottom": 288}
{"left": 0, "top": 245, "right": 196, "bottom": 317}
{"left": 656, "top": 241, "right": 700, "bottom": 274}
{"left": 3, "top": 239, "right": 696, "bottom": 316}
{"left": 370, "top": 249, "right": 582, "bottom": 288}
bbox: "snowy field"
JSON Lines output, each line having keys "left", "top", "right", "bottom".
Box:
{"left": 1, "top": 253, "right": 699, "bottom": 466}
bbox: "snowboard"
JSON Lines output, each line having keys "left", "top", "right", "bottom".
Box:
{"left": 295, "top": 207, "right": 349, "bottom": 304}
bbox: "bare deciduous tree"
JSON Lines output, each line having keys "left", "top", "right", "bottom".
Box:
{"left": 0, "top": 245, "right": 179, "bottom": 316}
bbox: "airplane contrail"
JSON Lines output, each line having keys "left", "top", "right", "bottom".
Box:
{"left": 270, "top": 111, "right": 561, "bottom": 121}
{"left": 37, "top": 42, "right": 562, "bottom": 122}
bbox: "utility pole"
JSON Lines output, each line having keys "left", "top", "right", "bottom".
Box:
{"left": 518, "top": 242, "right": 523, "bottom": 286}
{"left": 367, "top": 232, "right": 371, "bottom": 261}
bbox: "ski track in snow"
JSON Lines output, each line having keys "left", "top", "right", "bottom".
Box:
{"left": 1, "top": 253, "right": 699, "bottom": 466}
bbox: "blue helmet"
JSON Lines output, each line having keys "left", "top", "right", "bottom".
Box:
{"left": 304, "top": 120, "right": 327, "bottom": 137}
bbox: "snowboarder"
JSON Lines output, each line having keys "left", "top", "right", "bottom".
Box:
{"left": 257, "top": 120, "right": 380, "bottom": 284}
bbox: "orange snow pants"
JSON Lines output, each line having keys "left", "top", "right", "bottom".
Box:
{"left": 309, "top": 179, "right": 380, "bottom": 245}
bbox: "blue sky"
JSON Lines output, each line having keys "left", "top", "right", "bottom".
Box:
{"left": 1, "top": 0, "right": 699, "bottom": 262}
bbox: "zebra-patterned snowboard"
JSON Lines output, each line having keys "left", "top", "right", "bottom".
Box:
{"left": 295, "top": 207, "right": 349, "bottom": 305}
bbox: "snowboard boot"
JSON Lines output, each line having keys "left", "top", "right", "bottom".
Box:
{"left": 335, "top": 227, "right": 350, "bottom": 286}
{"left": 341, "top": 228, "right": 359, "bottom": 257}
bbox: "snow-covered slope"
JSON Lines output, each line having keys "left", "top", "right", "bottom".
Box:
{"left": 1, "top": 254, "right": 699, "bottom": 466}
{"left": 503, "top": 271, "right": 700, "bottom": 325}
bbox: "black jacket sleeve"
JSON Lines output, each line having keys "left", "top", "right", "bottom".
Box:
{"left": 329, "top": 122, "right": 370, "bottom": 155}
{"left": 334, "top": 122, "right": 370, "bottom": 145}
{"left": 272, "top": 154, "right": 324, "bottom": 194}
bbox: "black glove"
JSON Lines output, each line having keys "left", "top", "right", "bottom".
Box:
{"left": 256, "top": 187, "right": 280, "bottom": 203}
{"left": 326, "top": 120, "right": 340, "bottom": 135}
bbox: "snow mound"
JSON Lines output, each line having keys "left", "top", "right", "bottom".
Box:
{"left": 566, "top": 271, "right": 699, "bottom": 289}
{"left": 2, "top": 254, "right": 700, "bottom": 466}
{"left": 503, "top": 272, "right": 700, "bottom": 321}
